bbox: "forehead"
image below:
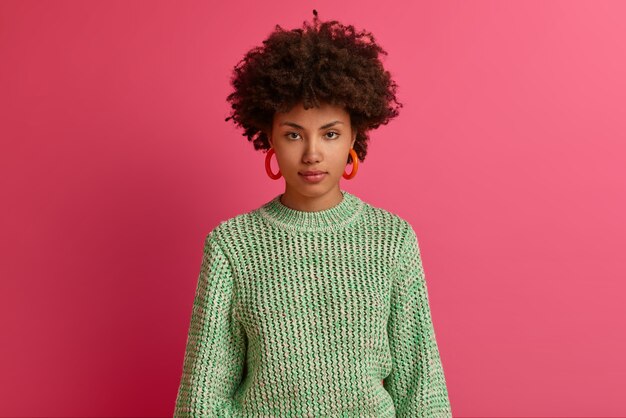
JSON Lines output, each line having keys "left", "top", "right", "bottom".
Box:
{"left": 274, "top": 101, "right": 350, "bottom": 124}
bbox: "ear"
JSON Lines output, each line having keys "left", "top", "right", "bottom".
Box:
{"left": 265, "top": 129, "right": 273, "bottom": 148}
{"left": 350, "top": 131, "right": 357, "bottom": 149}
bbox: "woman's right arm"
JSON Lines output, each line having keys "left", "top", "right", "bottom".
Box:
{"left": 173, "top": 233, "right": 247, "bottom": 417}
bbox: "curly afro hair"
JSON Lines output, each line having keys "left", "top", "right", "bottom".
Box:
{"left": 224, "top": 9, "right": 402, "bottom": 164}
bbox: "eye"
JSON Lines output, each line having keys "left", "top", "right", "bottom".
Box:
{"left": 285, "top": 132, "right": 301, "bottom": 140}
{"left": 325, "top": 131, "right": 340, "bottom": 139}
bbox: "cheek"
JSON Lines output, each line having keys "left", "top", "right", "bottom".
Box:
{"left": 275, "top": 150, "right": 298, "bottom": 171}
{"left": 330, "top": 156, "right": 348, "bottom": 173}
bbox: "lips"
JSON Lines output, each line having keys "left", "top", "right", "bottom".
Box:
{"left": 300, "top": 171, "right": 327, "bottom": 175}
{"left": 299, "top": 171, "right": 327, "bottom": 183}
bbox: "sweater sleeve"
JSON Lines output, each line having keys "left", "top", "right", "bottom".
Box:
{"left": 173, "top": 233, "right": 247, "bottom": 417}
{"left": 384, "top": 224, "right": 452, "bottom": 418}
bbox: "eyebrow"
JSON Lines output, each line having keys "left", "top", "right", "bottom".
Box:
{"left": 279, "top": 120, "right": 344, "bottom": 130}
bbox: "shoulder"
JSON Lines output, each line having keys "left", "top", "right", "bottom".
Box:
{"left": 204, "top": 209, "right": 261, "bottom": 248}
{"left": 355, "top": 197, "right": 420, "bottom": 268}
{"left": 360, "top": 195, "right": 425, "bottom": 256}
{"left": 359, "top": 198, "right": 416, "bottom": 240}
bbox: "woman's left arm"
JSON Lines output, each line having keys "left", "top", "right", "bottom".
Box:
{"left": 384, "top": 223, "right": 452, "bottom": 418}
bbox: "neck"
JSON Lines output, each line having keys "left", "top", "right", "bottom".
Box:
{"left": 258, "top": 188, "right": 365, "bottom": 233}
{"left": 279, "top": 185, "right": 344, "bottom": 213}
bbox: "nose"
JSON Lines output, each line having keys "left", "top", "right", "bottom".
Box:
{"left": 302, "top": 138, "right": 322, "bottom": 164}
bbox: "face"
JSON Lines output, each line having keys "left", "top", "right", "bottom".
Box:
{"left": 267, "top": 101, "right": 357, "bottom": 204}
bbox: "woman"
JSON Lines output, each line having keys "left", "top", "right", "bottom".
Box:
{"left": 174, "top": 10, "right": 452, "bottom": 417}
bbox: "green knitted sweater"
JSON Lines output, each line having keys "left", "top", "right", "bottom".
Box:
{"left": 174, "top": 190, "right": 452, "bottom": 417}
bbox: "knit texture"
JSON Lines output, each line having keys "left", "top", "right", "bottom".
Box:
{"left": 174, "top": 190, "right": 452, "bottom": 417}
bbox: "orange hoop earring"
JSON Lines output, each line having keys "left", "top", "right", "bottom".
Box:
{"left": 265, "top": 148, "right": 282, "bottom": 180}
{"left": 343, "top": 148, "right": 359, "bottom": 180}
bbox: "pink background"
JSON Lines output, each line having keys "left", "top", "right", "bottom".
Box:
{"left": 1, "top": 1, "right": 625, "bottom": 416}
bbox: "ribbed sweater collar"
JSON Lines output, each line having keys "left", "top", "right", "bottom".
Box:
{"left": 258, "top": 189, "right": 365, "bottom": 233}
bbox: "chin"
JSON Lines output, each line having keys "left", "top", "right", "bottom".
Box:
{"left": 289, "top": 179, "right": 338, "bottom": 195}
